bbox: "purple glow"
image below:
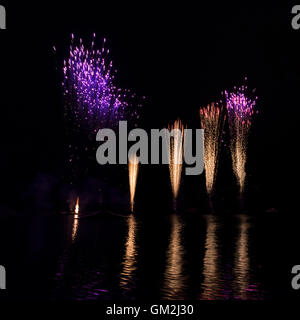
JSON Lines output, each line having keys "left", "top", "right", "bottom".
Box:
{"left": 61, "top": 34, "right": 143, "bottom": 181}
{"left": 224, "top": 85, "right": 257, "bottom": 128}
{"left": 62, "top": 34, "right": 141, "bottom": 131}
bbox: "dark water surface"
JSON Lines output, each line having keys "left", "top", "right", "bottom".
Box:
{"left": 0, "top": 211, "right": 284, "bottom": 300}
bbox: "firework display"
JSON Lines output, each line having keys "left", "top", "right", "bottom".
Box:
{"left": 60, "top": 34, "right": 258, "bottom": 207}
{"left": 60, "top": 35, "right": 259, "bottom": 207}
{"left": 4, "top": 2, "right": 290, "bottom": 304}
{"left": 200, "top": 103, "right": 225, "bottom": 197}
{"left": 225, "top": 84, "right": 257, "bottom": 194}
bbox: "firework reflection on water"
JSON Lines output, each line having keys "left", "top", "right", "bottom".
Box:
{"left": 162, "top": 214, "right": 187, "bottom": 299}
{"left": 71, "top": 197, "right": 79, "bottom": 242}
{"left": 200, "top": 215, "right": 224, "bottom": 299}
{"left": 120, "top": 215, "right": 138, "bottom": 294}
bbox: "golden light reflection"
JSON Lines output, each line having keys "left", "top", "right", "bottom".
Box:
{"left": 71, "top": 197, "right": 80, "bottom": 242}
{"left": 162, "top": 214, "right": 187, "bottom": 300}
{"left": 120, "top": 214, "right": 137, "bottom": 291}
{"left": 233, "top": 215, "right": 250, "bottom": 299}
{"left": 71, "top": 216, "right": 79, "bottom": 242}
{"left": 201, "top": 215, "right": 223, "bottom": 299}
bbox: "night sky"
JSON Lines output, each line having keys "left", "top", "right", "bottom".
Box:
{"left": 0, "top": 2, "right": 299, "bottom": 214}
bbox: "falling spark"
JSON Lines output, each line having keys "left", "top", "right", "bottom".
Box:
{"left": 200, "top": 103, "right": 225, "bottom": 196}
{"left": 225, "top": 84, "right": 257, "bottom": 194}
{"left": 74, "top": 197, "right": 79, "bottom": 219}
{"left": 167, "top": 120, "right": 184, "bottom": 205}
{"left": 128, "top": 154, "right": 139, "bottom": 212}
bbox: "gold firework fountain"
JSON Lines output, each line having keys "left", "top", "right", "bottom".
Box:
{"left": 167, "top": 120, "right": 185, "bottom": 210}
{"left": 128, "top": 154, "right": 139, "bottom": 212}
{"left": 74, "top": 196, "right": 79, "bottom": 219}
{"left": 200, "top": 103, "right": 224, "bottom": 206}
{"left": 225, "top": 86, "right": 257, "bottom": 197}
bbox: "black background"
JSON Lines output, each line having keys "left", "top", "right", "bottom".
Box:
{"left": 0, "top": 0, "right": 300, "bottom": 305}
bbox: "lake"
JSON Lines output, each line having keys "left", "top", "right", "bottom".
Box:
{"left": 0, "top": 211, "right": 286, "bottom": 300}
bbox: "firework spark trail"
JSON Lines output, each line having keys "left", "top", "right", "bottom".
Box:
{"left": 200, "top": 103, "right": 224, "bottom": 197}
{"left": 128, "top": 154, "right": 139, "bottom": 212}
{"left": 225, "top": 85, "right": 257, "bottom": 194}
{"left": 167, "top": 120, "right": 185, "bottom": 205}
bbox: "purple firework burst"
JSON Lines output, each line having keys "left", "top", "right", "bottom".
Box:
{"left": 61, "top": 34, "right": 143, "bottom": 181}
{"left": 225, "top": 85, "right": 257, "bottom": 129}
{"left": 63, "top": 34, "right": 141, "bottom": 134}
